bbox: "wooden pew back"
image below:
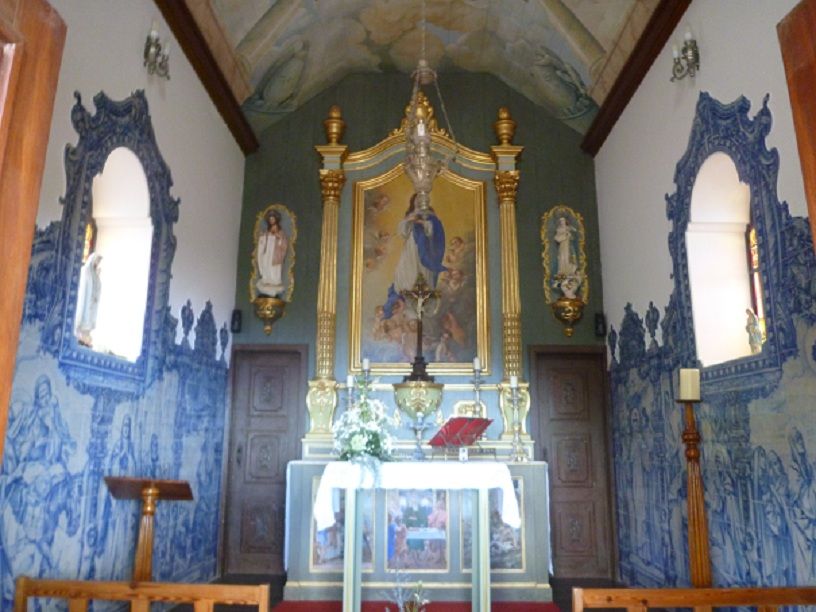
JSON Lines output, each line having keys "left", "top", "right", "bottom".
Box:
{"left": 573, "top": 586, "right": 816, "bottom": 612}
{"left": 14, "top": 576, "right": 270, "bottom": 612}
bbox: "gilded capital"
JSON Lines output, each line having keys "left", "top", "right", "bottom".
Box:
{"left": 495, "top": 170, "right": 520, "bottom": 203}
{"left": 319, "top": 169, "right": 345, "bottom": 201}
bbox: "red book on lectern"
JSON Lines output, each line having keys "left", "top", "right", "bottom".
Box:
{"left": 429, "top": 417, "right": 492, "bottom": 447}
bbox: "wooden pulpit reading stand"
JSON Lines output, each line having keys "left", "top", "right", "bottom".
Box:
{"left": 104, "top": 476, "right": 193, "bottom": 581}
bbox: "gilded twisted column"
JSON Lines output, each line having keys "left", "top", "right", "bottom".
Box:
{"left": 491, "top": 108, "right": 530, "bottom": 441}
{"left": 306, "top": 106, "right": 347, "bottom": 442}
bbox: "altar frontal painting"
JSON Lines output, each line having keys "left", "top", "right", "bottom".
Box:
{"left": 462, "top": 477, "right": 524, "bottom": 571}
{"left": 310, "top": 479, "right": 374, "bottom": 572}
{"left": 351, "top": 167, "right": 488, "bottom": 375}
{"left": 385, "top": 489, "right": 449, "bottom": 572}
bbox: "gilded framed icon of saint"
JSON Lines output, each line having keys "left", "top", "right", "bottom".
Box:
{"left": 349, "top": 166, "right": 489, "bottom": 376}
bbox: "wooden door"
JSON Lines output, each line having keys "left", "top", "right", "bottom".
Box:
{"left": 224, "top": 345, "right": 307, "bottom": 575}
{"left": 0, "top": 0, "right": 65, "bottom": 462}
{"left": 530, "top": 347, "right": 614, "bottom": 579}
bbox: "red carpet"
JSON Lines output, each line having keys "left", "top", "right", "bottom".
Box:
{"left": 272, "top": 601, "right": 559, "bottom": 611}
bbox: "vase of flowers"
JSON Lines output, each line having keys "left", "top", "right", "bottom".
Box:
{"left": 333, "top": 374, "right": 394, "bottom": 461}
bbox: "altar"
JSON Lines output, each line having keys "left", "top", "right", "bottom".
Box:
{"left": 284, "top": 460, "right": 551, "bottom": 605}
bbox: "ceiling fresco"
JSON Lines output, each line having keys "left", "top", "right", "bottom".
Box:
{"left": 211, "top": 0, "right": 651, "bottom": 135}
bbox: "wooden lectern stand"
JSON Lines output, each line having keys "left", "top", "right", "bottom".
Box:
{"left": 104, "top": 476, "right": 193, "bottom": 581}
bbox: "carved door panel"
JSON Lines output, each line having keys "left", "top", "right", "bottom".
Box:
{"left": 531, "top": 348, "right": 614, "bottom": 579}
{"left": 224, "top": 346, "right": 306, "bottom": 575}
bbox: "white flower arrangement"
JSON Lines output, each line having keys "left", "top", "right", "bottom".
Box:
{"left": 332, "top": 375, "right": 394, "bottom": 461}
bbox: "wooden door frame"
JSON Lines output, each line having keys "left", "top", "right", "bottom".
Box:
{"left": 778, "top": 0, "right": 816, "bottom": 252}
{"left": 0, "top": 0, "right": 66, "bottom": 463}
{"left": 218, "top": 343, "right": 309, "bottom": 576}
{"left": 527, "top": 344, "right": 619, "bottom": 579}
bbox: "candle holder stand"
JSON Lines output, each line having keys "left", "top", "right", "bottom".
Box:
{"left": 510, "top": 386, "right": 528, "bottom": 462}
{"left": 678, "top": 398, "right": 712, "bottom": 587}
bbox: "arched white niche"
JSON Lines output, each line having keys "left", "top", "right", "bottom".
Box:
{"left": 78, "top": 147, "right": 153, "bottom": 361}
{"left": 686, "top": 152, "right": 754, "bottom": 366}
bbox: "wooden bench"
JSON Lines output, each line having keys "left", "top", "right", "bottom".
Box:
{"left": 14, "top": 576, "right": 270, "bottom": 611}
{"left": 573, "top": 586, "right": 816, "bottom": 612}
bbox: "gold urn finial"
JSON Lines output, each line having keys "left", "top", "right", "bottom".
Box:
{"left": 494, "top": 107, "right": 516, "bottom": 145}
{"left": 323, "top": 105, "right": 345, "bottom": 145}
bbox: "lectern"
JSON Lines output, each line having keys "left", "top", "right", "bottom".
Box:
{"left": 104, "top": 476, "right": 193, "bottom": 581}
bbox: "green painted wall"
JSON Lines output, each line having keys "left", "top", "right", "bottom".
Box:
{"left": 236, "top": 72, "right": 603, "bottom": 379}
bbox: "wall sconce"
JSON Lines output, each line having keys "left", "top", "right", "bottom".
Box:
{"left": 144, "top": 22, "right": 170, "bottom": 80}
{"left": 671, "top": 29, "right": 699, "bottom": 82}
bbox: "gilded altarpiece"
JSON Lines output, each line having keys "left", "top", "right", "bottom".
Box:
{"left": 288, "top": 98, "right": 549, "bottom": 604}
{"left": 305, "top": 96, "right": 532, "bottom": 457}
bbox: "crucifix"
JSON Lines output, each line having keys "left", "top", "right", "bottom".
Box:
{"left": 400, "top": 273, "right": 439, "bottom": 381}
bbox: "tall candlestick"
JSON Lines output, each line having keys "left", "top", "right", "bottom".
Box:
{"left": 679, "top": 368, "right": 700, "bottom": 401}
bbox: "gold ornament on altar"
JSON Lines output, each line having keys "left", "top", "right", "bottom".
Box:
{"left": 392, "top": 274, "right": 444, "bottom": 460}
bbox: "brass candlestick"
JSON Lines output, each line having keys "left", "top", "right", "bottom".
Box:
{"left": 509, "top": 383, "right": 528, "bottom": 462}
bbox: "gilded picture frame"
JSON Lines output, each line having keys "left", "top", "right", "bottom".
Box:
{"left": 349, "top": 166, "right": 489, "bottom": 376}
{"left": 541, "top": 204, "right": 588, "bottom": 304}
{"left": 249, "top": 203, "right": 297, "bottom": 303}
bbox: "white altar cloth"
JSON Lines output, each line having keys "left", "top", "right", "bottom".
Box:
{"left": 313, "top": 460, "right": 520, "bottom": 530}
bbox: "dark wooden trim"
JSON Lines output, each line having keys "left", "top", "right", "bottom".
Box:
{"left": 527, "top": 344, "right": 605, "bottom": 357}
{"left": 778, "top": 0, "right": 816, "bottom": 253}
{"left": 154, "top": 0, "right": 259, "bottom": 155}
{"left": 581, "top": 0, "right": 692, "bottom": 157}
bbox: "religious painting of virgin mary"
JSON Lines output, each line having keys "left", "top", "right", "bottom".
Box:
{"left": 350, "top": 167, "right": 489, "bottom": 375}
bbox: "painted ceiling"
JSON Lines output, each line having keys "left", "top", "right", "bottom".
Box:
{"left": 210, "top": 0, "right": 654, "bottom": 136}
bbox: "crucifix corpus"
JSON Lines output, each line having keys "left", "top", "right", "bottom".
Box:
{"left": 400, "top": 273, "right": 439, "bottom": 381}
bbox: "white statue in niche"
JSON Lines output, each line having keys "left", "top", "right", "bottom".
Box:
{"left": 554, "top": 216, "right": 577, "bottom": 276}
{"left": 75, "top": 252, "right": 103, "bottom": 347}
{"left": 256, "top": 209, "right": 288, "bottom": 297}
{"left": 746, "top": 308, "right": 763, "bottom": 354}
